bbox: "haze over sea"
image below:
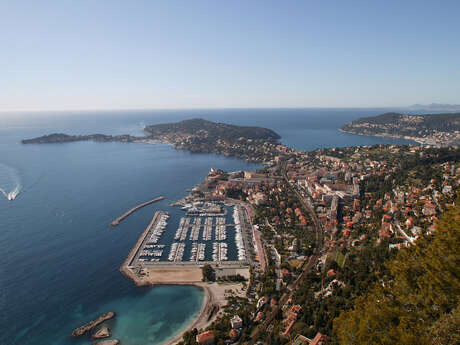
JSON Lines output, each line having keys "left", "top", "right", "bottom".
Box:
{"left": 0, "top": 108, "right": 413, "bottom": 345}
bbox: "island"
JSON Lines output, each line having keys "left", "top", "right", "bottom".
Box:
{"left": 340, "top": 112, "right": 460, "bottom": 146}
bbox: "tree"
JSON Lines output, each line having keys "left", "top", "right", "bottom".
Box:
{"left": 429, "top": 306, "right": 460, "bottom": 345}
{"left": 334, "top": 203, "right": 460, "bottom": 345}
{"left": 202, "top": 264, "right": 214, "bottom": 282}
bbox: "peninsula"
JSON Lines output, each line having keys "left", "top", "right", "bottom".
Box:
{"left": 21, "top": 133, "right": 139, "bottom": 144}
{"left": 21, "top": 118, "right": 283, "bottom": 162}
{"left": 341, "top": 112, "right": 460, "bottom": 146}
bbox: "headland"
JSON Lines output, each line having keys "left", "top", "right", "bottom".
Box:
{"left": 341, "top": 112, "right": 460, "bottom": 146}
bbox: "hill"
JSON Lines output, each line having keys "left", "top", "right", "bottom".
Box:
{"left": 341, "top": 112, "right": 460, "bottom": 146}
{"left": 144, "top": 118, "right": 281, "bottom": 141}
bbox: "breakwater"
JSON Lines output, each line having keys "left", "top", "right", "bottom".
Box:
{"left": 110, "top": 196, "right": 164, "bottom": 226}
{"left": 120, "top": 211, "right": 166, "bottom": 285}
{"left": 71, "top": 312, "right": 115, "bottom": 337}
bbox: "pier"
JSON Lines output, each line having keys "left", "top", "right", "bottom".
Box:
{"left": 110, "top": 196, "right": 164, "bottom": 226}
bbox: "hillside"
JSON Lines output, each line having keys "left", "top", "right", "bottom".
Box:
{"left": 341, "top": 112, "right": 460, "bottom": 146}
{"left": 21, "top": 119, "right": 283, "bottom": 162}
{"left": 144, "top": 118, "right": 281, "bottom": 141}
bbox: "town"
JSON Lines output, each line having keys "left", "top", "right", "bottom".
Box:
{"left": 177, "top": 143, "right": 460, "bottom": 345}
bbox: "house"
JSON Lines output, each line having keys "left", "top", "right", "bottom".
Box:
{"left": 196, "top": 331, "right": 215, "bottom": 345}
{"left": 230, "top": 315, "right": 243, "bottom": 329}
{"left": 282, "top": 319, "right": 296, "bottom": 337}
{"left": 281, "top": 268, "right": 291, "bottom": 279}
{"left": 255, "top": 311, "right": 265, "bottom": 322}
{"left": 291, "top": 334, "right": 310, "bottom": 345}
{"left": 327, "top": 269, "right": 336, "bottom": 277}
{"left": 257, "top": 296, "right": 267, "bottom": 309}
{"left": 229, "top": 329, "right": 240, "bottom": 341}
{"left": 291, "top": 332, "right": 328, "bottom": 345}
{"left": 310, "top": 332, "right": 328, "bottom": 345}
{"left": 286, "top": 305, "right": 302, "bottom": 322}
{"left": 422, "top": 203, "right": 437, "bottom": 216}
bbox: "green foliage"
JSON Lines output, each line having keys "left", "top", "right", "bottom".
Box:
{"left": 334, "top": 204, "right": 460, "bottom": 345}
{"left": 202, "top": 264, "right": 214, "bottom": 282}
{"left": 341, "top": 112, "right": 460, "bottom": 137}
{"left": 145, "top": 118, "right": 281, "bottom": 140}
{"left": 429, "top": 306, "right": 460, "bottom": 345}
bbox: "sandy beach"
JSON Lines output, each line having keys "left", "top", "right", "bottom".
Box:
{"left": 121, "top": 262, "right": 246, "bottom": 345}
{"left": 160, "top": 282, "right": 246, "bottom": 345}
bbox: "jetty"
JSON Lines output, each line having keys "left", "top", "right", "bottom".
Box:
{"left": 110, "top": 196, "right": 164, "bottom": 226}
{"left": 71, "top": 312, "right": 115, "bottom": 337}
{"left": 120, "top": 211, "right": 167, "bottom": 285}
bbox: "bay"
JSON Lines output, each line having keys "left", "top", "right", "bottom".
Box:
{"left": 0, "top": 108, "right": 413, "bottom": 345}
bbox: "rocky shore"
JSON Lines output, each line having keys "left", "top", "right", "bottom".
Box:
{"left": 92, "top": 327, "right": 111, "bottom": 339}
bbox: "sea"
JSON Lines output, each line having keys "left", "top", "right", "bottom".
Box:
{"left": 0, "top": 108, "right": 414, "bottom": 345}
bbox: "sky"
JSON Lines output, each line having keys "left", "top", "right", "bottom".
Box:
{"left": 1, "top": 0, "right": 459, "bottom": 111}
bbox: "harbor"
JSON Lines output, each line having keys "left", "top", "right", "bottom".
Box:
{"left": 121, "top": 200, "right": 254, "bottom": 285}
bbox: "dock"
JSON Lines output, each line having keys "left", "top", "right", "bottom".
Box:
{"left": 110, "top": 196, "right": 164, "bottom": 226}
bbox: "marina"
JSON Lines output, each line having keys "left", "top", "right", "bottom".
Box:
{"left": 122, "top": 201, "right": 252, "bottom": 276}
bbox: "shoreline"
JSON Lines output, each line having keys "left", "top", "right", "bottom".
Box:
{"left": 338, "top": 128, "right": 421, "bottom": 144}
{"left": 158, "top": 283, "right": 209, "bottom": 345}
{"left": 159, "top": 281, "right": 245, "bottom": 345}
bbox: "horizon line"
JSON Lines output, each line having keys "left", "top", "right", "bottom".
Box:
{"left": 0, "top": 104, "right": 452, "bottom": 114}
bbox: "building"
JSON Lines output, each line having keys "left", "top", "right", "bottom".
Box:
{"left": 230, "top": 315, "right": 243, "bottom": 329}
{"left": 291, "top": 333, "right": 328, "bottom": 345}
{"left": 229, "top": 329, "right": 240, "bottom": 341}
{"left": 310, "top": 332, "right": 328, "bottom": 345}
{"left": 257, "top": 296, "right": 267, "bottom": 309}
{"left": 196, "top": 331, "right": 215, "bottom": 345}
{"left": 291, "top": 334, "right": 310, "bottom": 345}
{"left": 255, "top": 311, "right": 265, "bottom": 322}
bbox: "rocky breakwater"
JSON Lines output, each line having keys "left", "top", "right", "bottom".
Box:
{"left": 71, "top": 312, "right": 115, "bottom": 337}
{"left": 92, "top": 327, "right": 111, "bottom": 339}
{"left": 93, "top": 340, "right": 119, "bottom": 345}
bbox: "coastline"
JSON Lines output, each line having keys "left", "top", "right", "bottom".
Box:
{"left": 119, "top": 210, "right": 246, "bottom": 345}
{"left": 159, "top": 281, "right": 245, "bottom": 345}
{"left": 158, "top": 283, "right": 208, "bottom": 345}
{"left": 339, "top": 128, "right": 421, "bottom": 144}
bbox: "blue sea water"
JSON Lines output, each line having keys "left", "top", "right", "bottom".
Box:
{"left": 0, "top": 108, "right": 413, "bottom": 345}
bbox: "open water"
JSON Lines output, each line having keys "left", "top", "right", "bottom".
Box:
{"left": 0, "top": 108, "right": 413, "bottom": 345}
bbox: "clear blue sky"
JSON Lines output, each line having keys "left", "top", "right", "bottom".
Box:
{"left": 1, "top": 0, "right": 459, "bottom": 110}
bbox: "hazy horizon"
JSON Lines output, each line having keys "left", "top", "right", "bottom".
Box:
{"left": 1, "top": 104, "right": 460, "bottom": 115}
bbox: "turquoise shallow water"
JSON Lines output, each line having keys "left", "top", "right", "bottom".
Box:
{"left": 0, "top": 108, "right": 414, "bottom": 345}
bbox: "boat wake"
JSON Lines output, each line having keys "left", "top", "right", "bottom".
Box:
{"left": 0, "top": 163, "right": 22, "bottom": 201}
